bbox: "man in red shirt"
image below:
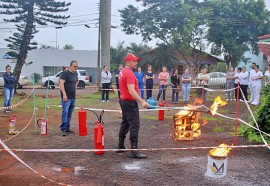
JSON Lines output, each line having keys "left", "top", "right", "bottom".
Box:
{"left": 118, "top": 54, "right": 149, "bottom": 159}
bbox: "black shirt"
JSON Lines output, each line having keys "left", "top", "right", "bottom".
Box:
{"left": 145, "top": 71, "right": 154, "bottom": 84}
{"left": 171, "top": 74, "right": 180, "bottom": 86}
{"left": 60, "top": 70, "right": 78, "bottom": 99}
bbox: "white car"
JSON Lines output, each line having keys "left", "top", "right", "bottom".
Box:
{"left": 208, "top": 72, "right": 226, "bottom": 88}
{"left": 0, "top": 71, "right": 28, "bottom": 89}
{"left": 41, "top": 70, "right": 90, "bottom": 89}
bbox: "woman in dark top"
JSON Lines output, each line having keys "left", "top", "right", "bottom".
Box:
{"left": 3, "top": 65, "right": 16, "bottom": 113}
{"left": 145, "top": 65, "right": 155, "bottom": 99}
{"left": 171, "top": 69, "right": 180, "bottom": 103}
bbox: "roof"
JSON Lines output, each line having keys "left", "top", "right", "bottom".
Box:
{"left": 258, "top": 43, "right": 270, "bottom": 57}
{"left": 258, "top": 34, "right": 270, "bottom": 40}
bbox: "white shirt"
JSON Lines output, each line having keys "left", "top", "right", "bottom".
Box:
{"left": 239, "top": 71, "right": 249, "bottom": 85}
{"left": 249, "top": 69, "right": 255, "bottom": 84}
{"left": 234, "top": 72, "right": 240, "bottom": 84}
{"left": 251, "top": 71, "right": 263, "bottom": 87}
{"left": 265, "top": 70, "right": 270, "bottom": 82}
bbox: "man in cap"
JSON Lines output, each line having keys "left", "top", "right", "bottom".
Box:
{"left": 118, "top": 54, "right": 149, "bottom": 159}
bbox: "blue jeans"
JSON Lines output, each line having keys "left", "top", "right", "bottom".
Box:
{"left": 4, "top": 87, "right": 14, "bottom": 108}
{"left": 172, "top": 85, "right": 179, "bottom": 103}
{"left": 157, "top": 85, "right": 167, "bottom": 100}
{"left": 138, "top": 82, "right": 144, "bottom": 99}
{"left": 182, "top": 83, "right": 191, "bottom": 101}
{"left": 60, "top": 99, "right": 76, "bottom": 131}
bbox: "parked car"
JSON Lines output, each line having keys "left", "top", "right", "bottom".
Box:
{"left": 208, "top": 72, "right": 226, "bottom": 88}
{"left": 0, "top": 71, "right": 28, "bottom": 89}
{"left": 41, "top": 70, "right": 90, "bottom": 89}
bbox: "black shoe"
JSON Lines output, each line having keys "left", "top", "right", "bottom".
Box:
{"left": 62, "top": 131, "right": 67, "bottom": 136}
{"left": 116, "top": 146, "right": 126, "bottom": 153}
{"left": 128, "top": 151, "right": 147, "bottom": 159}
{"left": 66, "top": 129, "right": 75, "bottom": 134}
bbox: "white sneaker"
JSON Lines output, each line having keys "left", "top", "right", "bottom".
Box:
{"left": 102, "top": 100, "right": 105, "bottom": 103}
{"left": 233, "top": 99, "right": 236, "bottom": 101}
{"left": 226, "top": 99, "right": 229, "bottom": 101}
{"left": 106, "top": 100, "right": 110, "bottom": 102}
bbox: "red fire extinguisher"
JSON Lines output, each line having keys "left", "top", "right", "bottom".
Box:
{"left": 37, "top": 118, "right": 48, "bottom": 136}
{"left": 158, "top": 101, "right": 165, "bottom": 120}
{"left": 78, "top": 109, "right": 87, "bottom": 136}
{"left": 94, "top": 120, "right": 104, "bottom": 155}
{"left": 158, "top": 100, "right": 169, "bottom": 120}
{"left": 87, "top": 110, "right": 105, "bottom": 155}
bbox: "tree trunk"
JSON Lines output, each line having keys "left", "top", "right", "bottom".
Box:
{"left": 13, "top": 0, "right": 35, "bottom": 93}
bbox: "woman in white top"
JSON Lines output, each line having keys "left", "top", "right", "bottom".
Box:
{"left": 239, "top": 66, "right": 249, "bottom": 101}
{"left": 265, "top": 64, "right": 270, "bottom": 86}
{"left": 101, "top": 65, "right": 112, "bottom": 102}
{"left": 233, "top": 67, "right": 241, "bottom": 101}
{"left": 251, "top": 65, "right": 264, "bottom": 105}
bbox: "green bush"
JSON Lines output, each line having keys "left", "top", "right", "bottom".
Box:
{"left": 239, "top": 86, "right": 270, "bottom": 143}
{"left": 31, "top": 73, "right": 42, "bottom": 83}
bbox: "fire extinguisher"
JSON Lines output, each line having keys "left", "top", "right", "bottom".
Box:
{"left": 158, "top": 100, "right": 169, "bottom": 121}
{"left": 87, "top": 109, "right": 105, "bottom": 155}
{"left": 8, "top": 115, "right": 18, "bottom": 135}
{"left": 78, "top": 109, "right": 87, "bottom": 136}
{"left": 37, "top": 118, "right": 48, "bottom": 136}
{"left": 158, "top": 101, "right": 165, "bottom": 120}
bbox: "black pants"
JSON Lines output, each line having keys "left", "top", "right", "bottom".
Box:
{"left": 197, "top": 85, "right": 208, "bottom": 103}
{"left": 240, "top": 84, "right": 248, "bottom": 101}
{"left": 116, "top": 83, "right": 120, "bottom": 98}
{"left": 146, "top": 82, "right": 153, "bottom": 99}
{"left": 234, "top": 83, "right": 241, "bottom": 100}
{"left": 119, "top": 100, "right": 140, "bottom": 147}
{"left": 102, "top": 83, "right": 110, "bottom": 101}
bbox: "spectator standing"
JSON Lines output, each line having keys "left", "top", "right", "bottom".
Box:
{"left": 264, "top": 64, "right": 270, "bottom": 86}
{"left": 145, "top": 65, "right": 154, "bottom": 99}
{"left": 226, "top": 66, "right": 235, "bottom": 101}
{"left": 251, "top": 65, "right": 264, "bottom": 105}
{"left": 59, "top": 60, "right": 78, "bottom": 136}
{"left": 118, "top": 54, "right": 149, "bottom": 159}
{"left": 239, "top": 66, "right": 249, "bottom": 101}
{"left": 248, "top": 62, "right": 256, "bottom": 102}
{"left": 171, "top": 69, "right": 180, "bottom": 103}
{"left": 233, "top": 67, "right": 241, "bottom": 101}
{"left": 197, "top": 68, "right": 210, "bottom": 103}
{"left": 115, "top": 64, "right": 123, "bottom": 98}
{"left": 3, "top": 65, "right": 16, "bottom": 113}
{"left": 101, "top": 65, "right": 112, "bottom": 102}
{"left": 182, "top": 69, "right": 192, "bottom": 103}
{"left": 157, "top": 66, "right": 169, "bottom": 101}
{"left": 134, "top": 66, "right": 145, "bottom": 99}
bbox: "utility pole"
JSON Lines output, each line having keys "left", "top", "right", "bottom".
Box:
{"left": 100, "top": 0, "right": 111, "bottom": 70}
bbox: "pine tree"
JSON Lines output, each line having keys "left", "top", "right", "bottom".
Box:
{"left": 0, "top": 0, "right": 71, "bottom": 86}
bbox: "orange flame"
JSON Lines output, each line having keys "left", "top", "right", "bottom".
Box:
{"left": 209, "top": 143, "right": 232, "bottom": 157}
{"left": 210, "top": 96, "right": 227, "bottom": 115}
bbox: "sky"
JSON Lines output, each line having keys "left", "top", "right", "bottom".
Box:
{"left": 0, "top": 0, "right": 270, "bottom": 51}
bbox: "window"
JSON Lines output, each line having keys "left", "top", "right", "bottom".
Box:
{"left": 219, "top": 73, "right": 226, "bottom": 78}
{"left": 210, "top": 73, "right": 218, "bottom": 78}
{"left": 0, "top": 72, "right": 4, "bottom": 77}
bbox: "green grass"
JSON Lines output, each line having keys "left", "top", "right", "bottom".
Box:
{"left": 213, "top": 126, "right": 224, "bottom": 133}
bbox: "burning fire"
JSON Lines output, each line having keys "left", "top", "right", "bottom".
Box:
{"left": 210, "top": 96, "right": 227, "bottom": 115}
{"left": 209, "top": 143, "right": 232, "bottom": 157}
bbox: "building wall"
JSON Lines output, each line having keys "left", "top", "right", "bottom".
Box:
{"left": 238, "top": 50, "right": 264, "bottom": 72}
{"left": 0, "top": 48, "right": 98, "bottom": 82}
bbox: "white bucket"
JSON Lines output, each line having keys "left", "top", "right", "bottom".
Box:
{"left": 205, "top": 155, "right": 227, "bottom": 178}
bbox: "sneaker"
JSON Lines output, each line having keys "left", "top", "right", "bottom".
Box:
{"left": 226, "top": 99, "right": 229, "bottom": 101}
{"left": 6, "top": 110, "right": 12, "bottom": 113}
{"left": 116, "top": 146, "right": 126, "bottom": 153}
{"left": 66, "top": 129, "right": 75, "bottom": 134}
{"left": 102, "top": 100, "right": 105, "bottom": 103}
{"left": 233, "top": 99, "right": 236, "bottom": 101}
{"left": 106, "top": 100, "right": 110, "bottom": 102}
{"left": 128, "top": 151, "right": 147, "bottom": 159}
{"left": 62, "top": 131, "right": 67, "bottom": 136}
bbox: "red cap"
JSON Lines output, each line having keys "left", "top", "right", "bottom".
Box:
{"left": 125, "top": 54, "right": 141, "bottom": 62}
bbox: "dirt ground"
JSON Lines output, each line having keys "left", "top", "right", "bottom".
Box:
{"left": 0, "top": 87, "right": 270, "bottom": 186}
